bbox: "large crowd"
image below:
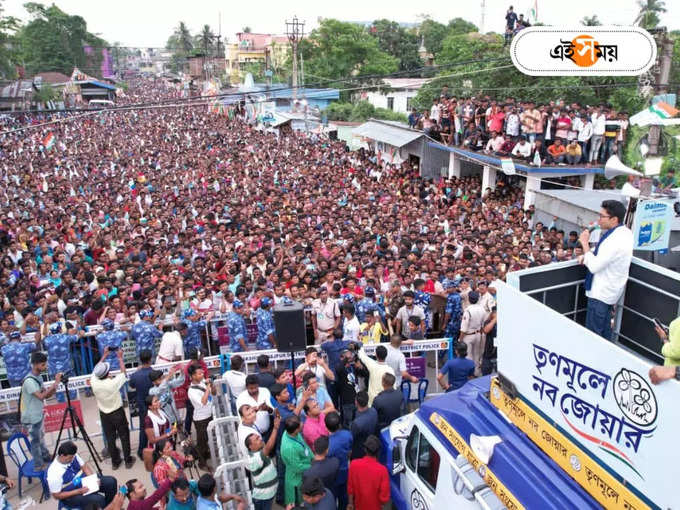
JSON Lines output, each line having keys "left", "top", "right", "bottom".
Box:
{"left": 0, "top": 77, "right": 606, "bottom": 510}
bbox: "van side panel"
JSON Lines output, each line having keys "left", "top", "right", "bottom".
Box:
{"left": 382, "top": 432, "right": 408, "bottom": 510}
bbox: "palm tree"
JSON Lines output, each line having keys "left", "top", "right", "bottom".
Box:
{"left": 176, "top": 21, "right": 193, "bottom": 53}
{"left": 634, "top": 0, "right": 667, "bottom": 29}
{"left": 199, "top": 24, "right": 215, "bottom": 54}
{"left": 580, "top": 15, "right": 601, "bottom": 26}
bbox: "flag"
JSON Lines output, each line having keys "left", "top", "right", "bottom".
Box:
{"left": 529, "top": 0, "right": 538, "bottom": 23}
{"left": 42, "top": 132, "right": 56, "bottom": 151}
{"left": 650, "top": 101, "right": 679, "bottom": 119}
{"left": 630, "top": 102, "right": 680, "bottom": 126}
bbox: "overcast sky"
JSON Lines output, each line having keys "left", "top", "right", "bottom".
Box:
{"left": 4, "top": 0, "right": 679, "bottom": 48}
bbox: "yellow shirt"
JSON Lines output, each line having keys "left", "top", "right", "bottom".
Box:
{"left": 359, "top": 322, "right": 387, "bottom": 344}
{"left": 661, "top": 317, "right": 680, "bottom": 366}
{"left": 90, "top": 373, "right": 127, "bottom": 414}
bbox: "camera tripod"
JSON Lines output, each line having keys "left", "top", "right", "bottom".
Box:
{"left": 51, "top": 378, "right": 103, "bottom": 475}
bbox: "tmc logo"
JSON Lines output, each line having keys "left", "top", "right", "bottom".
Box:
{"left": 511, "top": 26, "right": 656, "bottom": 76}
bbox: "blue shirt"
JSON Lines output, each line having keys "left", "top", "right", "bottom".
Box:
{"left": 129, "top": 366, "right": 154, "bottom": 414}
{"left": 227, "top": 312, "right": 247, "bottom": 351}
{"left": 168, "top": 480, "right": 199, "bottom": 510}
{"left": 183, "top": 319, "right": 206, "bottom": 355}
{"left": 440, "top": 357, "right": 475, "bottom": 391}
{"left": 96, "top": 330, "right": 128, "bottom": 370}
{"left": 130, "top": 320, "right": 162, "bottom": 357}
{"left": 320, "top": 338, "right": 351, "bottom": 373}
{"left": 196, "top": 495, "right": 222, "bottom": 510}
{"left": 255, "top": 308, "right": 275, "bottom": 349}
{"left": 328, "top": 429, "right": 353, "bottom": 483}
{"left": 350, "top": 407, "right": 378, "bottom": 459}
{"left": 445, "top": 293, "right": 463, "bottom": 332}
{"left": 0, "top": 341, "right": 37, "bottom": 383}
{"left": 43, "top": 333, "right": 78, "bottom": 375}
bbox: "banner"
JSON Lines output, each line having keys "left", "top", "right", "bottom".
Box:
{"left": 496, "top": 280, "right": 677, "bottom": 509}
{"left": 632, "top": 198, "right": 673, "bottom": 251}
{"left": 44, "top": 400, "right": 84, "bottom": 433}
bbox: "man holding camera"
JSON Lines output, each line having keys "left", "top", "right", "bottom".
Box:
{"left": 91, "top": 347, "right": 135, "bottom": 470}
{"left": 20, "top": 351, "right": 63, "bottom": 471}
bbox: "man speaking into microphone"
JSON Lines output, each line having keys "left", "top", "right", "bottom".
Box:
{"left": 579, "top": 200, "right": 633, "bottom": 340}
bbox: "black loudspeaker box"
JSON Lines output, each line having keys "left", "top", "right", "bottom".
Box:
{"left": 274, "top": 301, "right": 307, "bottom": 353}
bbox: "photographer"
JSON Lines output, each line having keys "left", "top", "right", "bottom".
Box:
{"left": 91, "top": 347, "right": 135, "bottom": 470}
{"left": 20, "top": 351, "right": 63, "bottom": 471}
{"left": 187, "top": 364, "right": 215, "bottom": 470}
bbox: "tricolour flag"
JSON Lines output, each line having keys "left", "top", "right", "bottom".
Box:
{"left": 529, "top": 0, "right": 538, "bottom": 23}
{"left": 42, "top": 132, "right": 56, "bottom": 150}
{"left": 649, "top": 101, "right": 679, "bottom": 119}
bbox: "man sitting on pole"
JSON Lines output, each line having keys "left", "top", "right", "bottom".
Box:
{"left": 579, "top": 200, "right": 633, "bottom": 340}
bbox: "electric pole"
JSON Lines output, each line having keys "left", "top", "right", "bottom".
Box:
{"left": 480, "top": 0, "right": 486, "bottom": 34}
{"left": 285, "top": 16, "right": 305, "bottom": 104}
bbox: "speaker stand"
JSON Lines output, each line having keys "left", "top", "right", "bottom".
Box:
{"left": 290, "top": 351, "right": 297, "bottom": 396}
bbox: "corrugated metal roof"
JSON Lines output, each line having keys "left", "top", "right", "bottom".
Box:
{"left": 352, "top": 119, "right": 424, "bottom": 148}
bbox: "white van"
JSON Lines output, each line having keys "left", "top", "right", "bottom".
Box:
{"left": 88, "top": 99, "right": 115, "bottom": 109}
{"left": 381, "top": 376, "right": 600, "bottom": 510}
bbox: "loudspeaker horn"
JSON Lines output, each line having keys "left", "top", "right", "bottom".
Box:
{"left": 604, "top": 155, "right": 643, "bottom": 180}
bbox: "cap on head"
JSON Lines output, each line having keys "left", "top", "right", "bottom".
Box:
{"left": 102, "top": 319, "right": 115, "bottom": 331}
{"left": 365, "top": 287, "right": 375, "bottom": 297}
{"left": 260, "top": 297, "right": 272, "bottom": 307}
{"left": 232, "top": 299, "right": 244, "bottom": 309}
{"left": 183, "top": 309, "right": 196, "bottom": 319}
{"left": 49, "top": 323, "right": 62, "bottom": 334}
{"left": 93, "top": 362, "right": 110, "bottom": 379}
{"left": 139, "top": 309, "right": 153, "bottom": 319}
{"left": 468, "top": 291, "right": 480, "bottom": 303}
{"left": 9, "top": 331, "right": 21, "bottom": 340}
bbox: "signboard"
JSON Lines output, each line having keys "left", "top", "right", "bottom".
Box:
{"left": 496, "top": 281, "right": 676, "bottom": 509}
{"left": 44, "top": 400, "right": 84, "bottom": 433}
{"left": 405, "top": 356, "right": 426, "bottom": 379}
{"left": 631, "top": 198, "right": 673, "bottom": 251}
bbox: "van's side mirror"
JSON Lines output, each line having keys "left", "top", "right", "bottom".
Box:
{"left": 391, "top": 439, "right": 405, "bottom": 476}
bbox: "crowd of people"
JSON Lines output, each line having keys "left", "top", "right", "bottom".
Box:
{"left": 407, "top": 90, "right": 629, "bottom": 167}
{"left": 0, "top": 76, "right": 636, "bottom": 509}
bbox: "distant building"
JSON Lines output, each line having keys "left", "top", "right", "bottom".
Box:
{"left": 359, "top": 78, "right": 427, "bottom": 114}
{"left": 188, "top": 54, "right": 227, "bottom": 80}
{"left": 224, "top": 33, "right": 290, "bottom": 84}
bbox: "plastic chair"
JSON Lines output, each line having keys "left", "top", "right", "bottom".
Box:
{"left": 417, "top": 378, "right": 429, "bottom": 405}
{"left": 400, "top": 380, "right": 411, "bottom": 413}
{"left": 6, "top": 432, "right": 50, "bottom": 499}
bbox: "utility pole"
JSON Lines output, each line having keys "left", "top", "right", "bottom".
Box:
{"left": 480, "top": 0, "right": 486, "bottom": 34}
{"left": 648, "top": 30, "right": 673, "bottom": 156}
{"left": 285, "top": 15, "right": 305, "bottom": 105}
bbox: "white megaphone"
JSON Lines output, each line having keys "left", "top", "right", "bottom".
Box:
{"left": 604, "top": 155, "right": 643, "bottom": 180}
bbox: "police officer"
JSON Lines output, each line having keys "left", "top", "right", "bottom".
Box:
{"left": 95, "top": 319, "right": 128, "bottom": 370}
{"left": 0, "top": 331, "right": 37, "bottom": 387}
{"left": 355, "top": 289, "right": 378, "bottom": 324}
{"left": 227, "top": 300, "right": 248, "bottom": 351}
{"left": 255, "top": 297, "right": 276, "bottom": 350}
{"left": 43, "top": 322, "right": 79, "bottom": 400}
{"left": 459, "top": 291, "right": 489, "bottom": 376}
{"left": 182, "top": 308, "right": 207, "bottom": 358}
{"left": 443, "top": 281, "right": 463, "bottom": 340}
{"left": 413, "top": 279, "right": 432, "bottom": 333}
{"left": 130, "top": 309, "right": 162, "bottom": 359}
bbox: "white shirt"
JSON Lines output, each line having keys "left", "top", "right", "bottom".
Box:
{"left": 384, "top": 344, "right": 407, "bottom": 387}
{"left": 157, "top": 331, "right": 183, "bottom": 361}
{"left": 578, "top": 122, "right": 593, "bottom": 142}
{"left": 187, "top": 382, "right": 213, "bottom": 421}
{"left": 224, "top": 370, "right": 247, "bottom": 399}
{"left": 584, "top": 226, "right": 633, "bottom": 305}
{"left": 237, "top": 422, "right": 261, "bottom": 457}
{"left": 47, "top": 454, "right": 85, "bottom": 495}
{"left": 511, "top": 142, "right": 532, "bottom": 158}
{"left": 235, "top": 388, "right": 272, "bottom": 433}
{"left": 592, "top": 113, "right": 606, "bottom": 135}
{"left": 342, "top": 316, "right": 361, "bottom": 343}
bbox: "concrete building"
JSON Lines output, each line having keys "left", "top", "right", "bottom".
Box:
{"left": 359, "top": 78, "right": 427, "bottom": 114}
{"left": 224, "top": 33, "right": 289, "bottom": 84}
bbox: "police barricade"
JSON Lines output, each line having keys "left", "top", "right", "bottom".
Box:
{"left": 213, "top": 459, "right": 253, "bottom": 510}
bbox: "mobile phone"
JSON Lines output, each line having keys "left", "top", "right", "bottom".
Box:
{"left": 119, "top": 486, "right": 128, "bottom": 495}
{"left": 652, "top": 318, "right": 669, "bottom": 334}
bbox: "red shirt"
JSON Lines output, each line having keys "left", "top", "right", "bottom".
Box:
{"left": 348, "top": 456, "right": 390, "bottom": 510}
{"left": 127, "top": 479, "right": 171, "bottom": 510}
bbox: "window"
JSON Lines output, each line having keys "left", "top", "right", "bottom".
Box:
{"left": 405, "top": 427, "right": 419, "bottom": 471}
{"left": 387, "top": 97, "right": 394, "bottom": 111}
{"left": 416, "top": 434, "right": 440, "bottom": 492}
{"left": 406, "top": 97, "right": 413, "bottom": 112}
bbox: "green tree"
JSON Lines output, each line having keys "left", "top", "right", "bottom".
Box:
{"left": 166, "top": 21, "right": 193, "bottom": 72}
{"left": 298, "top": 19, "right": 398, "bottom": 97}
{"left": 0, "top": 0, "right": 20, "bottom": 78}
{"left": 16, "top": 2, "right": 107, "bottom": 75}
{"left": 580, "top": 15, "right": 602, "bottom": 26}
{"left": 447, "top": 17, "right": 478, "bottom": 34}
{"left": 634, "top": 0, "right": 667, "bottom": 29}
{"left": 419, "top": 18, "right": 448, "bottom": 59}
{"left": 33, "top": 81, "right": 56, "bottom": 106}
{"left": 369, "top": 19, "right": 421, "bottom": 71}
{"left": 195, "top": 24, "right": 215, "bottom": 55}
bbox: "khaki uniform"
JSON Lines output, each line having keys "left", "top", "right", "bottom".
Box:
{"left": 460, "top": 303, "right": 488, "bottom": 375}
